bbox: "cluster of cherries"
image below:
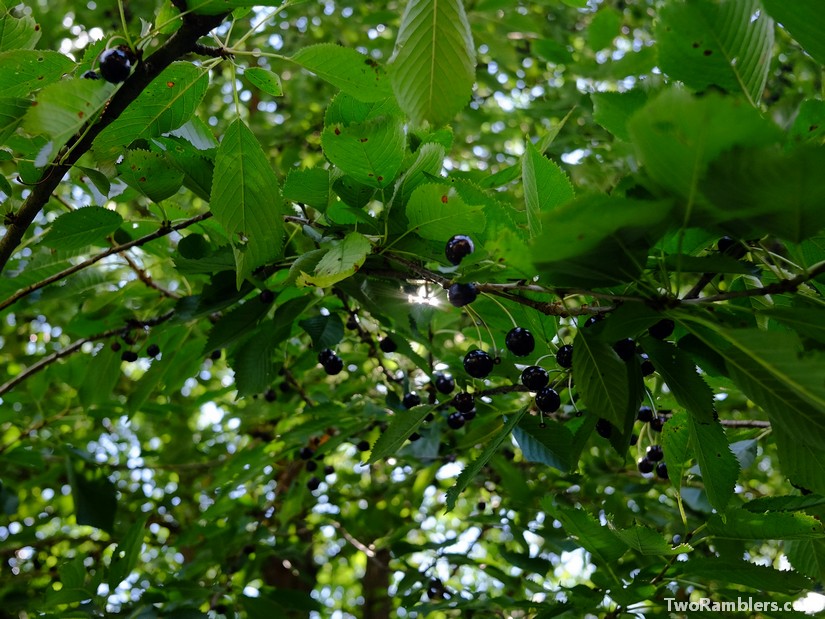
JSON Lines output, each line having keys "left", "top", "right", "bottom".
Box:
{"left": 302, "top": 233, "right": 677, "bottom": 488}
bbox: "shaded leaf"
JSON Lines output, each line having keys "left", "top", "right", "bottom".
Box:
{"left": 211, "top": 119, "right": 285, "bottom": 287}
{"left": 42, "top": 206, "right": 122, "bottom": 250}
{"left": 512, "top": 414, "right": 573, "bottom": 471}
{"left": 297, "top": 231, "right": 372, "bottom": 288}
{"left": 707, "top": 509, "right": 825, "bottom": 540}
{"left": 445, "top": 408, "right": 528, "bottom": 511}
{"left": 117, "top": 149, "right": 184, "bottom": 202}
{"left": 572, "top": 330, "right": 628, "bottom": 429}
{"left": 522, "top": 139, "right": 574, "bottom": 238}
{"left": 762, "top": 0, "right": 825, "bottom": 66}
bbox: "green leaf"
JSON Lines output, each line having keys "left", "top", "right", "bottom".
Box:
{"left": 773, "top": 426, "right": 825, "bottom": 496}
{"left": 0, "top": 14, "right": 40, "bottom": 51}
{"left": 656, "top": 0, "right": 773, "bottom": 106}
{"left": 762, "top": 0, "right": 825, "bottom": 66}
{"left": 445, "top": 407, "right": 528, "bottom": 511}
{"left": 689, "top": 416, "right": 739, "bottom": 511}
{"left": 789, "top": 100, "right": 825, "bottom": 146}
{"left": 679, "top": 558, "right": 813, "bottom": 594}
{"left": 93, "top": 63, "right": 209, "bottom": 159}
{"left": 204, "top": 298, "right": 272, "bottom": 354}
{"left": 395, "top": 142, "right": 445, "bottom": 207}
{"left": 368, "top": 403, "right": 438, "bottom": 463}
{"left": 321, "top": 114, "right": 405, "bottom": 188}
{"left": 243, "top": 67, "right": 282, "bottom": 96}
{"left": 23, "top": 79, "right": 114, "bottom": 156}
{"left": 78, "top": 346, "right": 122, "bottom": 407}
{"left": 389, "top": 0, "right": 476, "bottom": 127}
{"left": 58, "top": 556, "right": 86, "bottom": 589}
{"left": 512, "top": 414, "right": 573, "bottom": 471}
{"left": 613, "top": 526, "right": 692, "bottom": 556}
{"left": 627, "top": 90, "right": 780, "bottom": 218}
{"left": 786, "top": 537, "right": 825, "bottom": 583}
{"left": 571, "top": 330, "right": 628, "bottom": 429}
{"left": 521, "top": 139, "right": 574, "bottom": 238}
{"left": 744, "top": 495, "right": 825, "bottom": 513}
{"left": 661, "top": 410, "right": 691, "bottom": 489}
{"left": 701, "top": 145, "right": 825, "bottom": 243}
{"left": 117, "top": 149, "right": 184, "bottom": 202}
{"left": 296, "top": 231, "right": 372, "bottom": 288}
{"left": 211, "top": 119, "right": 285, "bottom": 288}
{"left": 405, "top": 183, "right": 486, "bottom": 241}
{"left": 0, "top": 50, "right": 75, "bottom": 98}
{"left": 531, "top": 195, "right": 672, "bottom": 288}
{"left": 191, "top": 0, "right": 286, "bottom": 16}
{"left": 231, "top": 322, "right": 282, "bottom": 397}
{"left": 108, "top": 517, "right": 148, "bottom": 588}
{"left": 708, "top": 328, "right": 825, "bottom": 449}
{"left": 291, "top": 44, "right": 391, "bottom": 102}
{"left": 641, "top": 337, "right": 715, "bottom": 423}
{"left": 324, "top": 92, "right": 401, "bottom": 127}
{"left": 542, "top": 500, "right": 626, "bottom": 565}
{"left": 298, "top": 313, "right": 344, "bottom": 350}
{"left": 0, "top": 96, "right": 29, "bottom": 145}
{"left": 283, "top": 168, "right": 331, "bottom": 211}
{"left": 151, "top": 136, "right": 213, "bottom": 200}
{"left": 42, "top": 206, "right": 123, "bottom": 250}
{"left": 707, "top": 509, "right": 825, "bottom": 540}
{"left": 588, "top": 7, "right": 621, "bottom": 51}
{"left": 67, "top": 457, "right": 117, "bottom": 533}
{"left": 590, "top": 90, "right": 648, "bottom": 142}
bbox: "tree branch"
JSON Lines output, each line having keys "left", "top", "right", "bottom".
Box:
{"left": 0, "top": 212, "right": 211, "bottom": 312}
{"left": 121, "top": 251, "right": 182, "bottom": 299}
{"left": 0, "top": 9, "right": 229, "bottom": 274}
{"left": 0, "top": 310, "right": 175, "bottom": 397}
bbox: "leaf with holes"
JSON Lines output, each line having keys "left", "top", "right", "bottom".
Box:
{"left": 657, "top": 0, "right": 773, "bottom": 106}
{"left": 389, "top": 0, "right": 476, "bottom": 127}
{"left": 405, "top": 184, "right": 486, "bottom": 242}
{"left": 23, "top": 79, "right": 114, "bottom": 157}
{"left": 0, "top": 50, "right": 75, "bottom": 98}
{"left": 321, "top": 114, "right": 405, "bottom": 188}
{"left": 93, "top": 63, "right": 209, "bottom": 159}
{"left": 0, "top": 14, "right": 40, "bottom": 51}
{"left": 117, "top": 150, "right": 184, "bottom": 202}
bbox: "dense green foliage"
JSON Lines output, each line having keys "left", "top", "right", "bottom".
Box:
{"left": 1, "top": 0, "right": 825, "bottom": 616}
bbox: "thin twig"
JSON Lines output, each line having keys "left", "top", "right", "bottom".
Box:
{"left": 0, "top": 212, "right": 211, "bottom": 312}
{"left": 121, "top": 252, "right": 182, "bottom": 299}
{"left": 0, "top": 310, "right": 174, "bottom": 397}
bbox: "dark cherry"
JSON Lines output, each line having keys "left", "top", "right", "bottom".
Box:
{"left": 463, "top": 349, "right": 494, "bottom": 378}
{"left": 453, "top": 392, "right": 475, "bottom": 412}
{"left": 505, "top": 327, "right": 535, "bottom": 356}
{"left": 521, "top": 365, "right": 549, "bottom": 391}
{"left": 434, "top": 373, "right": 455, "bottom": 394}
{"left": 445, "top": 235, "right": 475, "bottom": 265}
{"left": 556, "top": 344, "right": 573, "bottom": 369}
{"left": 535, "top": 387, "right": 561, "bottom": 413}
{"left": 448, "top": 282, "right": 478, "bottom": 307}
